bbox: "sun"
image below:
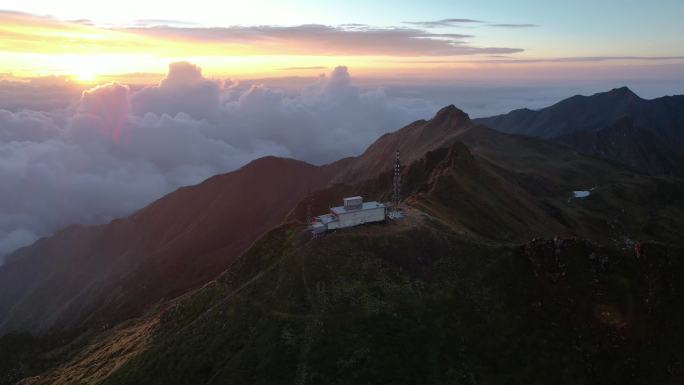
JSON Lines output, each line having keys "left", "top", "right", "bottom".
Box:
{"left": 75, "top": 70, "right": 96, "bottom": 82}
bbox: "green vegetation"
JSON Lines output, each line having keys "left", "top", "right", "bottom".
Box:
{"left": 103, "top": 215, "right": 684, "bottom": 385}
{"left": 0, "top": 332, "right": 72, "bottom": 385}
{"left": 0, "top": 332, "right": 39, "bottom": 385}
{"left": 101, "top": 138, "right": 684, "bottom": 385}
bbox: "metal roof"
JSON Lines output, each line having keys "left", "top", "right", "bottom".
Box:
{"left": 330, "top": 201, "right": 385, "bottom": 215}
{"left": 344, "top": 196, "right": 363, "bottom": 201}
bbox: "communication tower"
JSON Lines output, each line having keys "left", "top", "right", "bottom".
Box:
{"left": 393, "top": 149, "right": 401, "bottom": 211}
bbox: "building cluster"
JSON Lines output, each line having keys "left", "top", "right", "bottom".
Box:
{"left": 311, "top": 196, "right": 386, "bottom": 235}
{"left": 310, "top": 149, "right": 402, "bottom": 235}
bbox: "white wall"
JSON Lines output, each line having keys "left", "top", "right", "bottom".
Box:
{"left": 337, "top": 207, "right": 385, "bottom": 228}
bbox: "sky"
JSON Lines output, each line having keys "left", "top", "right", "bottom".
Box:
{"left": 0, "top": 0, "right": 683, "bottom": 261}
{"left": 0, "top": 0, "right": 683, "bottom": 80}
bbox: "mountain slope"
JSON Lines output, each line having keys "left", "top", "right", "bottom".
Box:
{"left": 0, "top": 104, "right": 476, "bottom": 337}
{"left": 97, "top": 213, "right": 684, "bottom": 385}
{"left": 89, "top": 134, "right": 684, "bottom": 384}
{"left": 300, "top": 130, "right": 684, "bottom": 247}
{"left": 555, "top": 117, "right": 684, "bottom": 175}
{"left": 3, "top": 104, "right": 683, "bottom": 340}
{"left": 5, "top": 102, "right": 684, "bottom": 385}
{"left": 331, "top": 105, "right": 473, "bottom": 182}
{"left": 475, "top": 87, "right": 684, "bottom": 175}
{"left": 0, "top": 156, "right": 335, "bottom": 335}
{"left": 334, "top": 102, "right": 641, "bottom": 185}
{"left": 288, "top": 105, "right": 684, "bottom": 247}
{"left": 476, "top": 87, "right": 644, "bottom": 138}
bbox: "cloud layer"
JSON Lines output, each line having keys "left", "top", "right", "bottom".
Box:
{"left": 122, "top": 24, "right": 524, "bottom": 56}
{"left": 0, "top": 76, "right": 84, "bottom": 112}
{"left": 0, "top": 11, "right": 525, "bottom": 58}
{"left": 0, "top": 63, "right": 436, "bottom": 261}
{"left": 403, "top": 18, "right": 484, "bottom": 28}
{"left": 403, "top": 18, "right": 538, "bottom": 29}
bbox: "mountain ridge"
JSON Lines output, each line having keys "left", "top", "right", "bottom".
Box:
{"left": 3, "top": 95, "right": 684, "bottom": 384}
{"left": 476, "top": 87, "right": 684, "bottom": 175}
{"left": 0, "top": 155, "right": 336, "bottom": 335}
{"left": 85, "top": 118, "right": 684, "bottom": 383}
{"left": 3, "top": 94, "right": 683, "bottom": 338}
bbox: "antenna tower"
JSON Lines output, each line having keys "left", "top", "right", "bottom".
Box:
{"left": 393, "top": 149, "right": 401, "bottom": 211}
{"left": 305, "top": 195, "right": 313, "bottom": 229}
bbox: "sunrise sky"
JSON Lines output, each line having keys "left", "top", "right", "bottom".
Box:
{"left": 1, "top": 0, "right": 683, "bottom": 82}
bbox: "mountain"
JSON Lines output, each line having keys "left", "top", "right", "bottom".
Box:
{"left": 476, "top": 87, "right": 684, "bottom": 175}
{"left": 0, "top": 156, "right": 336, "bottom": 335}
{"left": 32, "top": 134, "right": 684, "bottom": 385}
{"left": 4, "top": 104, "right": 684, "bottom": 385}
{"left": 94, "top": 223, "right": 684, "bottom": 385}
{"left": 0, "top": 105, "right": 486, "bottom": 341}
{"left": 297, "top": 115, "right": 684, "bottom": 247}
{"left": 332, "top": 105, "right": 473, "bottom": 182}
{"left": 556, "top": 117, "right": 684, "bottom": 175}
{"left": 476, "top": 87, "right": 644, "bottom": 138}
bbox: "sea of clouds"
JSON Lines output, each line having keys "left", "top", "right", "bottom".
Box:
{"left": 0, "top": 62, "right": 438, "bottom": 260}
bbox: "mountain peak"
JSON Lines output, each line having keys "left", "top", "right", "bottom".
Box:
{"left": 430, "top": 105, "right": 471, "bottom": 130}
{"left": 604, "top": 86, "right": 640, "bottom": 100}
{"left": 434, "top": 104, "right": 470, "bottom": 121}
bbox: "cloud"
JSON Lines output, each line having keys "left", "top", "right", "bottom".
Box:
{"left": 0, "top": 63, "right": 437, "bottom": 262}
{"left": 489, "top": 24, "right": 538, "bottom": 28}
{"left": 218, "top": 65, "right": 437, "bottom": 163}
{"left": 0, "top": 228, "right": 38, "bottom": 259}
{"left": 0, "top": 11, "right": 143, "bottom": 54}
{"left": 79, "top": 83, "right": 130, "bottom": 141}
{"left": 0, "top": 11, "right": 526, "bottom": 58}
{"left": 0, "top": 76, "right": 84, "bottom": 111}
{"left": 403, "top": 19, "right": 484, "bottom": 28}
{"left": 472, "top": 56, "right": 684, "bottom": 64}
{"left": 403, "top": 18, "right": 538, "bottom": 29}
{"left": 279, "top": 66, "right": 328, "bottom": 71}
{"left": 0, "top": 109, "right": 63, "bottom": 142}
{"left": 131, "top": 62, "right": 221, "bottom": 120}
{"left": 388, "top": 56, "right": 684, "bottom": 67}
{"left": 122, "top": 24, "right": 523, "bottom": 56}
{"left": 132, "top": 19, "right": 202, "bottom": 27}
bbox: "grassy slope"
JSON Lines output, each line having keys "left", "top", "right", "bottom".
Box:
{"left": 453, "top": 126, "right": 684, "bottom": 246}
{"left": 101, "top": 209, "right": 684, "bottom": 385}
{"left": 18, "top": 316, "right": 159, "bottom": 385}
{"left": 0, "top": 333, "right": 44, "bottom": 384}
{"left": 100, "top": 137, "right": 684, "bottom": 384}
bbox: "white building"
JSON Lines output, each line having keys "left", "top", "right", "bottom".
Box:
{"left": 311, "top": 196, "right": 386, "bottom": 234}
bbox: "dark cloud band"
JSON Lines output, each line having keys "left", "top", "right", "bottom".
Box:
{"left": 121, "top": 24, "right": 522, "bottom": 56}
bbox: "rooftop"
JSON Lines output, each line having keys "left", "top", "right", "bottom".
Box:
{"left": 330, "top": 201, "right": 385, "bottom": 215}
{"left": 344, "top": 196, "right": 362, "bottom": 201}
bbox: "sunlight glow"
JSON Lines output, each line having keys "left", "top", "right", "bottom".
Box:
{"left": 0, "top": 7, "right": 682, "bottom": 83}
{"left": 74, "top": 70, "right": 96, "bottom": 82}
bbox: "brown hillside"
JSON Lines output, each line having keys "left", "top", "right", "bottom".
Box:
{"left": 0, "top": 156, "right": 334, "bottom": 334}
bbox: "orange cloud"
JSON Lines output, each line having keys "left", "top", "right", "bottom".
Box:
{"left": 0, "top": 11, "right": 524, "bottom": 59}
